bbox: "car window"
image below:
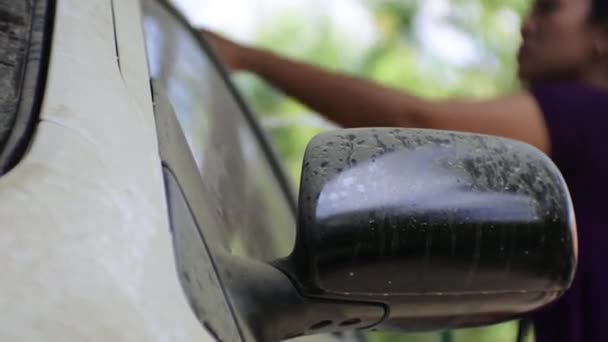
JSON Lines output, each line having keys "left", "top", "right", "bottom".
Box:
{"left": 142, "top": 0, "right": 296, "bottom": 262}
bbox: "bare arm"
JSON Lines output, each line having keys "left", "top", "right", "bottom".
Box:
{"left": 239, "top": 47, "right": 428, "bottom": 129}
{"left": 203, "top": 31, "right": 551, "bottom": 154}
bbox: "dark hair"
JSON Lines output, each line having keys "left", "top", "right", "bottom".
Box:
{"left": 592, "top": 0, "right": 608, "bottom": 23}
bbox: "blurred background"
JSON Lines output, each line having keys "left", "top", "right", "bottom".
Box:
{"left": 170, "top": 0, "right": 534, "bottom": 341}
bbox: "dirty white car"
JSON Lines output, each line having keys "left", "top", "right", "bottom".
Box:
{"left": 0, "top": 0, "right": 577, "bottom": 341}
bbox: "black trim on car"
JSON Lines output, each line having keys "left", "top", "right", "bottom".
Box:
{"left": 151, "top": 79, "right": 245, "bottom": 341}
{"left": 0, "top": 0, "right": 56, "bottom": 174}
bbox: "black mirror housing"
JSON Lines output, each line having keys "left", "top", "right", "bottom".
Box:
{"left": 283, "top": 128, "right": 576, "bottom": 332}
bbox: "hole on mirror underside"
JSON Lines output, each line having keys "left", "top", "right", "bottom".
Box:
{"left": 339, "top": 318, "right": 362, "bottom": 327}
{"left": 310, "top": 320, "right": 333, "bottom": 330}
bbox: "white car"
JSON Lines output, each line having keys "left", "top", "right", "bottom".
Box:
{"left": 0, "top": 0, "right": 577, "bottom": 341}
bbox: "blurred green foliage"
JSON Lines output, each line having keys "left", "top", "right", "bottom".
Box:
{"left": 233, "top": 1, "right": 536, "bottom": 341}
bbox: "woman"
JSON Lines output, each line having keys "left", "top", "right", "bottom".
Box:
{"left": 203, "top": 0, "right": 608, "bottom": 340}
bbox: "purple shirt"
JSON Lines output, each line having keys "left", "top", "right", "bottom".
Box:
{"left": 531, "top": 82, "right": 608, "bottom": 342}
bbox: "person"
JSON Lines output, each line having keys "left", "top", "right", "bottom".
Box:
{"left": 201, "top": 0, "right": 608, "bottom": 340}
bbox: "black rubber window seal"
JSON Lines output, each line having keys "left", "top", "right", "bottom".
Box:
{"left": 0, "top": 0, "right": 56, "bottom": 175}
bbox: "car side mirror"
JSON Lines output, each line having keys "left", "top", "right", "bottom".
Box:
{"left": 277, "top": 128, "right": 576, "bottom": 336}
